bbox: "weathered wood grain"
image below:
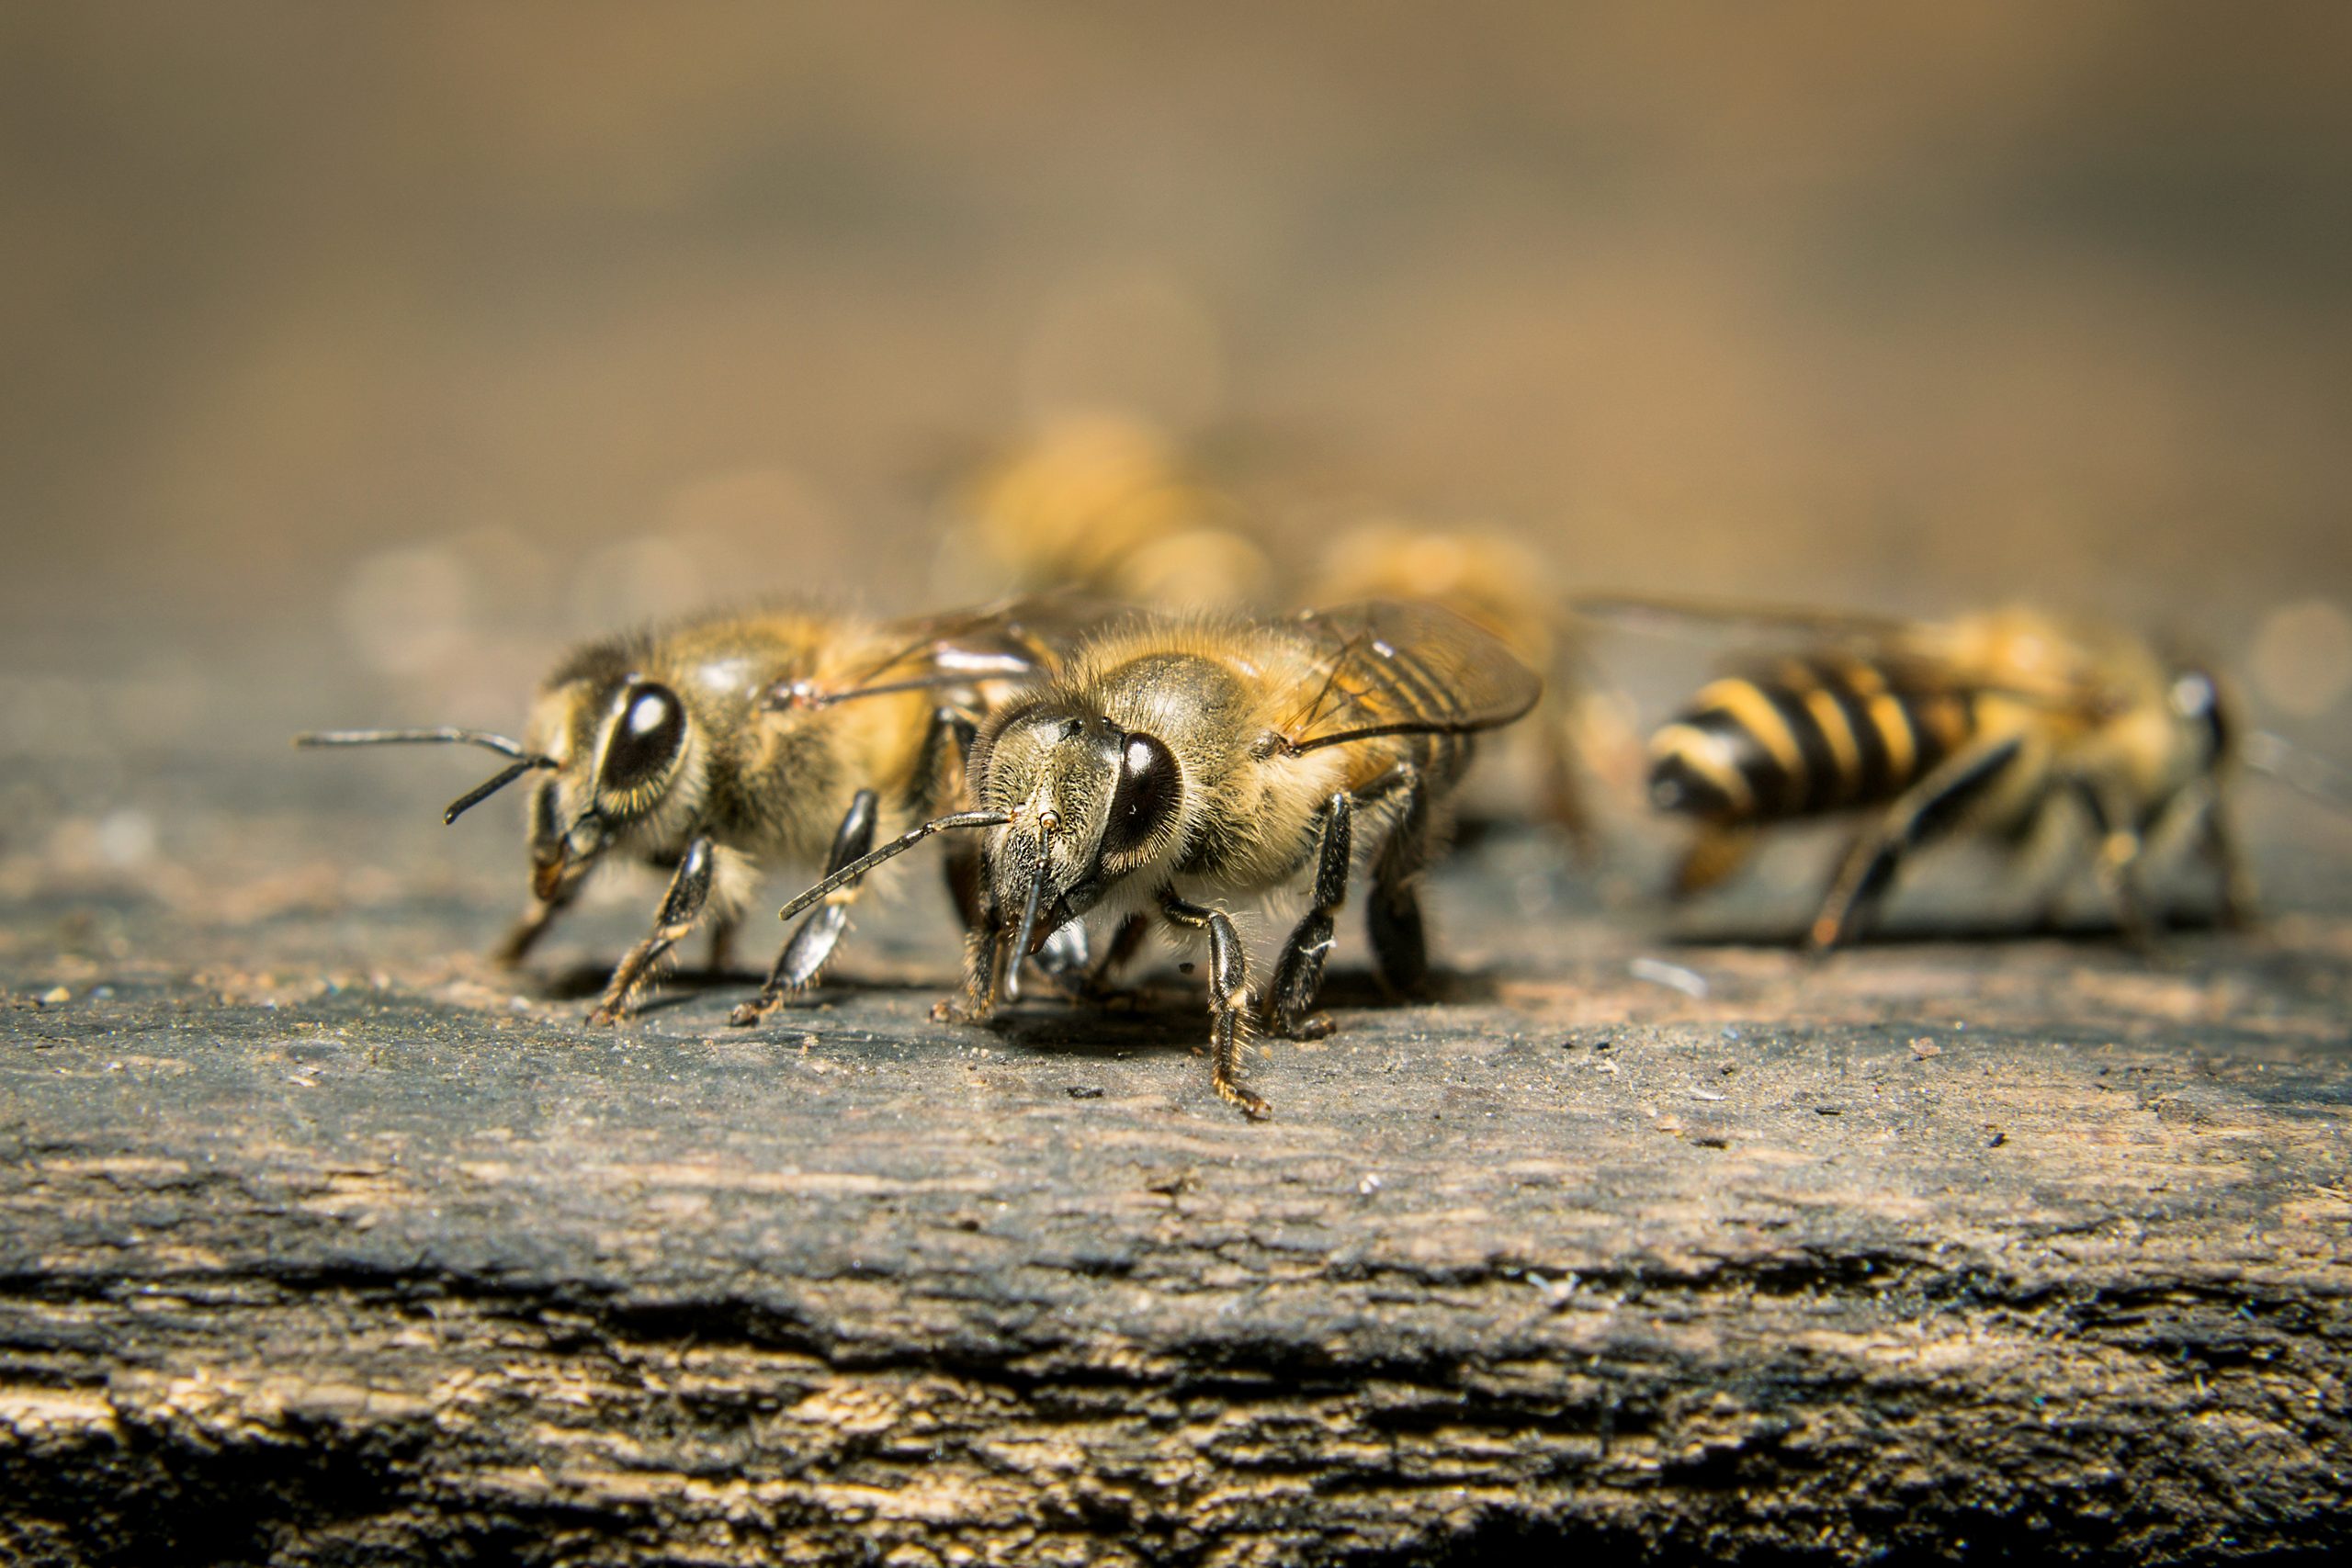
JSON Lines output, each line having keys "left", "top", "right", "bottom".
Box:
{"left": 3, "top": 790, "right": 2349, "bottom": 1564}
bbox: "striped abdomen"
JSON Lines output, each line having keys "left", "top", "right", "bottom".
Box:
{"left": 1648, "top": 658, "right": 1973, "bottom": 823}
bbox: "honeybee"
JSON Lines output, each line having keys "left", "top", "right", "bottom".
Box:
{"left": 298, "top": 601, "right": 1097, "bottom": 1024}
{"left": 1308, "top": 519, "right": 1623, "bottom": 847}
{"left": 777, "top": 602, "right": 1543, "bottom": 1117}
{"left": 1602, "top": 596, "right": 2256, "bottom": 948}
{"left": 937, "top": 412, "right": 1274, "bottom": 610}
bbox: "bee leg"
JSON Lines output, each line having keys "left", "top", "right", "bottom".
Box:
{"left": 1161, "top": 894, "right": 1270, "bottom": 1120}
{"left": 729, "top": 790, "right": 879, "bottom": 1027}
{"left": 933, "top": 916, "right": 1006, "bottom": 1025}
{"left": 1080, "top": 914, "right": 1153, "bottom": 1005}
{"left": 920, "top": 704, "right": 990, "bottom": 933}
{"left": 1030, "top": 919, "right": 1092, "bottom": 995}
{"left": 589, "top": 836, "right": 716, "bottom": 1024}
{"left": 1363, "top": 763, "right": 1433, "bottom": 998}
{"left": 2199, "top": 791, "right": 2261, "bottom": 930}
{"left": 1671, "top": 823, "right": 1757, "bottom": 899}
{"left": 2075, "top": 782, "right": 2163, "bottom": 950}
{"left": 1809, "top": 736, "right": 2026, "bottom": 952}
{"left": 1264, "top": 792, "right": 1353, "bottom": 1040}
{"left": 493, "top": 888, "right": 576, "bottom": 968}
{"left": 914, "top": 703, "right": 980, "bottom": 803}
{"left": 2011, "top": 788, "right": 2086, "bottom": 931}
{"left": 707, "top": 917, "right": 738, "bottom": 975}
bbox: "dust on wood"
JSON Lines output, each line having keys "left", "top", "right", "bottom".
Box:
{"left": 3, "top": 784, "right": 2349, "bottom": 1563}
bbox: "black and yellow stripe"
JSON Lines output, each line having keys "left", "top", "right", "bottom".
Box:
{"left": 1348, "top": 635, "right": 1474, "bottom": 790}
{"left": 1648, "top": 657, "right": 1974, "bottom": 823}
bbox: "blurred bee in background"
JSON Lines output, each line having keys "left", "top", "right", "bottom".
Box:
{"left": 932, "top": 412, "right": 1274, "bottom": 610}
{"left": 299, "top": 601, "right": 1095, "bottom": 1025}
{"left": 938, "top": 422, "right": 1621, "bottom": 846}
{"left": 777, "top": 601, "right": 1543, "bottom": 1117}
{"left": 1593, "top": 596, "right": 2257, "bottom": 949}
{"left": 1308, "top": 519, "right": 1630, "bottom": 852}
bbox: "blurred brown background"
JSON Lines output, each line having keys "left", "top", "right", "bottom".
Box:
{"left": 4, "top": 1, "right": 2348, "bottom": 796}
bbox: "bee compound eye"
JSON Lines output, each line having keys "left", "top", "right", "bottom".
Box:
{"left": 599, "top": 682, "right": 685, "bottom": 795}
{"left": 1102, "top": 732, "right": 1180, "bottom": 856}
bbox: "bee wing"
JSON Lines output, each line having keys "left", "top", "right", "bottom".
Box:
{"left": 765, "top": 592, "right": 1118, "bottom": 711}
{"left": 1276, "top": 601, "right": 1544, "bottom": 754}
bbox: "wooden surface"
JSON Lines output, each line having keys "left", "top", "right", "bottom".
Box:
{"left": 3, "top": 753, "right": 2350, "bottom": 1564}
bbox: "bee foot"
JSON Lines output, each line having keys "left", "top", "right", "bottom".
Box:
{"left": 1217, "top": 1082, "right": 1272, "bottom": 1121}
{"left": 1270, "top": 1010, "right": 1334, "bottom": 1042}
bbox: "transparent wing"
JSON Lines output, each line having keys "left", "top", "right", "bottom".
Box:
{"left": 1575, "top": 592, "right": 2139, "bottom": 716}
{"left": 1277, "top": 601, "right": 1544, "bottom": 754}
{"left": 765, "top": 592, "right": 1120, "bottom": 710}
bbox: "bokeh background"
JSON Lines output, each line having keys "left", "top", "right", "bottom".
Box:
{"left": 6, "top": 1, "right": 2349, "bottom": 924}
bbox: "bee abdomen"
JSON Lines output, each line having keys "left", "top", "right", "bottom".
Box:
{"left": 1648, "top": 662, "right": 1968, "bottom": 822}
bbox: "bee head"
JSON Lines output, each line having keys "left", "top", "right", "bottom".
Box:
{"left": 2167, "top": 665, "right": 2233, "bottom": 770}
{"left": 524, "top": 676, "right": 697, "bottom": 898}
{"left": 975, "top": 700, "right": 1184, "bottom": 962}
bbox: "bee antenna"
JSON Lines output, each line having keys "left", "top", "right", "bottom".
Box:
{"left": 2244, "top": 730, "right": 2352, "bottom": 814}
{"left": 295, "top": 727, "right": 537, "bottom": 758}
{"left": 776, "top": 809, "right": 1014, "bottom": 922}
{"left": 441, "top": 758, "right": 560, "bottom": 825}
{"left": 294, "top": 728, "right": 559, "bottom": 825}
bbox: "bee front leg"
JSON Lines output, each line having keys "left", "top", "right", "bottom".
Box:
{"left": 589, "top": 836, "right": 716, "bottom": 1024}
{"left": 1809, "top": 736, "right": 2026, "bottom": 952}
{"left": 2075, "top": 781, "right": 2162, "bottom": 951}
{"left": 730, "top": 790, "right": 878, "bottom": 1027}
{"left": 933, "top": 916, "right": 1006, "bottom": 1025}
{"left": 1075, "top": 913, "right": 1151, "bottom": 1005}
{"left": 1030, "top": 919, "right": 1092, "bottom": 995}
{"left": 2199, "top": 790, "right": 2261, "bottom": 931}
{"left": 1264, "top": 792, "right": 1352, "bottom": 1040}
{"left": 1161, "top": 893, "right": 1269, "bottom": 1121}
{"left": 493, "top": 886, "right": 577, "bottom": 968}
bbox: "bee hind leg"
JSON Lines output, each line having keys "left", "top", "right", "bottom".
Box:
{"left": 589, "top": 836, "right": 716, "bottom": 1024}
{"left": 1809, "top": 736, "right": 2026, "bottom": 952}
{"left": 1264, "top": 792, "right": 1352, "bottom": 1040}
{"left": 730, "top": 791, "right": 878, "bottom": 1026}
{"left": 1363, "top": 763, "right": 1433, "bottom": 998}
{"left": 1161, "top": 893, "right": 1269, "bottom": 1120}
{"left": 706, "top": 917, "right": 738, "bottom": 975}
